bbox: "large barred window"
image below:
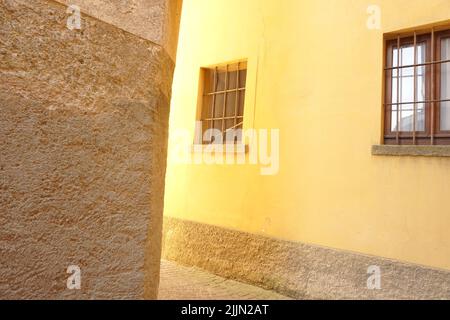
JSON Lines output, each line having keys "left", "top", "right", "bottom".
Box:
{"left": 384, "top": 28, "right": 450, "bottom": 145}
{"left": 200, "top": 61, "right": 247, "bottom": 144}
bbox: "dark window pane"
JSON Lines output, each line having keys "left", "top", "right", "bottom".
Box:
{"left": 239, "top": 70, "right": 247, "bottom": 88}
{"left": 216, "top": 71, "right": 226, "bottom": 92}
{"left": 202, "top": 95, "right": 213, "bottom": 119}
{"left": 214, "top": 93, "right": 225, "bottom": 117}
{"left": 238, "top": 90, "right": 246, "bottom": 116}
{"left": 226, "top": 91, "right": 237, "bottom": 117}
{"left": 202, "top": 120, "right": 210, "bottom": 138}
{"left": 213, "top": 119, "right": 222, "bottom": 131}
{"left": 228, "top": 70, "right": 238, "bottom": 90}
{"left": 203, "top": 69, "right": 216, "bottom": 94}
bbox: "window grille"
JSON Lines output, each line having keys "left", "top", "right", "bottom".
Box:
{"left": 200, "top": 62, "right": 247, "bottom": 144}
{"left": 384, "top": 28, "right": 450, "bottom": 145}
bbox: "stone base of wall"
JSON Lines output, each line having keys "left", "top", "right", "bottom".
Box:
{"left": 162, "top": 217, "right": 450, "bottom": 300}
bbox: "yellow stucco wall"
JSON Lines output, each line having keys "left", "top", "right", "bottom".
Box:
{"left": 164, "top": 0, "right": 450, "bottom": 270}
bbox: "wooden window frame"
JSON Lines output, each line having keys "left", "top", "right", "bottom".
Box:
{"left": 383, "top": 28, "right": 450, "bottom": 145}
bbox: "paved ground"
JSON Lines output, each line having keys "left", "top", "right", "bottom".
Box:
{"left": 158, "top": 260, "right": 291, "bottom": 300}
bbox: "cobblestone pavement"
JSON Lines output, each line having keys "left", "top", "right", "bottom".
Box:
{"left": 158, "top": 260, "right": 291, "bottom": 300}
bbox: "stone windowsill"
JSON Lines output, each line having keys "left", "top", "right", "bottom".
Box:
{"left": 372, "top": 145, "right": 450, "bottom": 157}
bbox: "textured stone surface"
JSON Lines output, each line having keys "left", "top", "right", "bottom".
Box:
{"left": 55, "top": 0, "right": 183, "bottom": 60}
{"left": 372, "top": 145, "right": 450, "bottom": 157}
{"left": 159, "top": 260, "right": 290, "bottom": 300}
{"left": 162, "top": 217, "right": 450, "bottom": 300}
{"left": 0, "top": 0, "right": 176, "bottom": 299}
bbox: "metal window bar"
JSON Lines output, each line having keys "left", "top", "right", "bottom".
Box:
{"left": 396, "top": 36, "right": 401, "bottom": 144}
{"left": 209, "top": 67, "right": 218, "bottom": 136}
{"left": 221, "top": 65, "right": 229, "bottom": 143}
{"left": 203, "top": 116, "right": 244, "bottom": 121}
{"left": 384, "top": 58, "right": 450, "bottom": 70}
{"left": 431, "top": 28, "right": 435, "bottom": 145}
{"left": 392, "top": 74, "right": 426, "bottom": 79}
{"left": 204, "top": 88, "right": 245, "bottom": 96}
{"left": 413, "top": 32, "right": 417, "bottom": 144}
{"left": 234, "top": 62, "right": 240, "bottom": 129}
{"left": 385, "top": 98, "right": 450, "bottom": 106}
{"left": 224, "top": 121, "right": 244, "bottom": 133}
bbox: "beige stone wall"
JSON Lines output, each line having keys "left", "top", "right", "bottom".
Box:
{"left": 0, "top": 0, "right": 179, "bottom": 299}
{"left": 163, "top": 217, "right": 450, "bottom": 300}
{"left": 55, "top": 0, "right": 183, "bottom": 60}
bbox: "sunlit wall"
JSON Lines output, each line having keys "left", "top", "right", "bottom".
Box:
{"left": 164, "top": 0, "right": 450, "bottom": 270}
